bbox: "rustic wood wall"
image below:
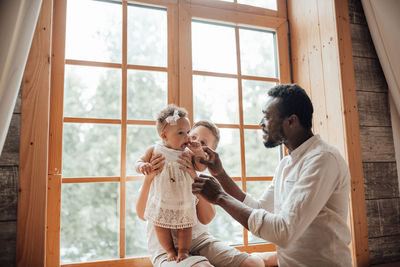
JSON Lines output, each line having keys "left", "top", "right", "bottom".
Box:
{"left": 349, "top": 0, "right": 400, "bottom": 264}
{"left": 0, "top": 89, "right": 20, "bottom": 267}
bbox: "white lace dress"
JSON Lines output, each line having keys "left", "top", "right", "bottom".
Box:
{"left": 144, "top": 142, "right": 197, "bottom": 229}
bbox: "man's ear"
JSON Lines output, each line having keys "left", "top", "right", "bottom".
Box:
{"left": 287, "top": 114, "right": 298, "bottom": 127}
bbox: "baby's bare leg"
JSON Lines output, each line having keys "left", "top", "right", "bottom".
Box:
{"left": 154, "top": 226, "right": 176, "bottom": 261}
{"left": 177, "top": 227, "right": 192, "bottom": 263}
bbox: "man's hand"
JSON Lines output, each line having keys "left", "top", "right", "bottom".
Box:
{"left": 192, "top": 174, "right": 226, "bottom": 204}
{"left": 193, "top": 174, "right": 253, "bottom": 230}
{"left": 199, "top": 146, "right": 225, "bottom": 177}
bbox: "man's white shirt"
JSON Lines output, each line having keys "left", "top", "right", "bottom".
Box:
{"left": 244, "top": 135, "right": 352, "bottom": 267}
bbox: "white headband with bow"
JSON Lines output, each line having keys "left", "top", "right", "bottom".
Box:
{"left": 165, "top": 109, "right": 180, "bottom": 126}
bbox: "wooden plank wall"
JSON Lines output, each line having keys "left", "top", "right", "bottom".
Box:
{"left": 0, "top": 90, "right": 21, "bottom": 267}
{"left": 287, "top": 0, "right": 370, "bottom": 265}
{"left": 348, "top": 0, "right": 400, "bottom": 264}
{"left": 16, "top": 0, "right": 52, "bottom": 265}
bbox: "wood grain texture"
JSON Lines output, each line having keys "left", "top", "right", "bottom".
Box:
{"left": 288, "top": 0, "right": 370, "bottom": 265}
{"left": 366, "top": 199, "right": 381, "bottom": 238}
{"left": 185, "top": 0, "right": 280, "bottom": 17}
{"left": 0, "top": 114, "right": 20, "bottom": 166}
{"left": 61, "top": 257, "right": 152, "bottom": 267}
{"left": 366, "top": 199, "right": 400, "bottom": 238}
{"left": 0, "top": 166, "right": 18, "bottom": 221}
{"left": 13, "top": 88, "right": 22, "bottom": 114}
{"left": 46, "top": 174, "right": 61, "bottom": 267}
{"left": 353, "top": 57, "right": 388, "bottom": 93}
{"left": 357, "top": 91, "right": 391, "bottom": 127}
{"left": 178, "top": 2, "right": 193, "bottom": 120}
{"left": 369, "top": 235, "right": 400, "bottom": 265}
{"left": 348, "top": 0, "right": 367, "bottom": 25}
{"left": 120, "top": 1, "right": 127, "bottom": 258}
{"left": 46, "top": 0, "right": 65, "bottom": 265}
{"left": 0, "top": 221, "right": 17, "bottom": 267}
{"left": 17, "top": 0, "right": 52, "bottom": 265}
{"left": 350, "top": 23, "right": 378, "bottom": 59}
{"left": 335, "top": 1, "right": 370, "bottom": 265}
{"left": 349, "top": 2, "right": 400, "bottom": 265}
{"left": 188, "top": 4, "right": 286, "bottom": 29}
{"left": 359, "top": 126, "right": 396, "bottom": 162}
{"left": 167, "top": 4, "right": 179, "bottom": 105}
{"left": 362, "top": 162, "right": 399, "bottom": 200}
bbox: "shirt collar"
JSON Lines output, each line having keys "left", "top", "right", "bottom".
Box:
{"left": 287, "top": 134, "right": 320, "bottom": 160}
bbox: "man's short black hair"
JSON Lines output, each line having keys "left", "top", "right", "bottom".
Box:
{"left": 268, "top": 84, "right": 313, "bottom": 130}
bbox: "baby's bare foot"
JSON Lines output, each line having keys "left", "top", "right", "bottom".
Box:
{"left": 177, "top": 250, "right": 189, "bottom": 263}
{"left": 166, "top": 250, "right": 177, "bottom": 261}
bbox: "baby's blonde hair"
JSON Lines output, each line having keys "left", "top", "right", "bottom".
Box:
{"left": 156, "top": 104, "right": 188, "bottom": 135}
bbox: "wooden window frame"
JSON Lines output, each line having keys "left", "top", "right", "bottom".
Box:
{"left": 17, "top": 0, "right": 370, "bottom": 266}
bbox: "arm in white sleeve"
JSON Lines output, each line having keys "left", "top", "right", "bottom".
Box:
{"left": 248, "top": 152, "right": 340, "bottom": 248}
{"left": 243, "top": 181, "right": 275, "bottom": 212}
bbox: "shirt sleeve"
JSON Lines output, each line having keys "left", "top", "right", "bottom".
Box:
{"left": 243, "top": 181, "right": 275, "bottom": 213}
{"left": 247, "top": 152, "right": 341, "bottom": 248}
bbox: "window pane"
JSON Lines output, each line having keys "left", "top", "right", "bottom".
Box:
{"left": 246, "top": 181, "right": 271, "bottom": 199}
{"left": 239, "top": 28, "right": 277, "bottom": 78}
{"left": 60, "top": 183, "right": 119, "bottom": 263}
{"left": 126, "top": 125, "right": 159, "bottom": 176}
{"left": 242, "top": 80, "right": 276, "bottom": 125}
{"left": 192, "top": 21, "right": 237, "bottom": 74}
{"left": 244, "top": 129, "right": 280, "bottom": 176}
{"left": 127, "top": 70, "right": 167, "bottom": 120}
{"left": 193, "top": 75, "right": 239, "bottom": 124}
{"left": 208, "top": 182, "right": 243, "bottom": 245}
{"left": 238, "top": 0, "right": 277, "bottom": 10}
{"left": 126, "top": 181, "right": 148, "bottom": 256}
{"left": 62, "top": 123, "right": 120, "bottom": 177}
{"left": 66, "top": 0, "right": 121, "bottom": 63}
{"left": 64, "top": 65, "right": 121, "bottom": 119}
{"left": 218, "top": 129, "right": 241, "bottom": 177}
{"left": 247, "top": 181, "right": 272, "bottom": 244}
{"left": 128, "top": 5, "right": 167, "bottom": 67}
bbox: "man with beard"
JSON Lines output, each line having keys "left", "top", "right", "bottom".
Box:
{"left": 193, "top": 84, "right": 353, "bottom": 267}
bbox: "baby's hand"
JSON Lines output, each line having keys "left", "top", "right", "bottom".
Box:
{"left": 139, "top": 162, "right": 153, "bottom": 175}
{"left": 188, "top": 140, "right": 209, "bottom": 160}
{"left": 188, "top": 140, "right": 202, "bottom": 152}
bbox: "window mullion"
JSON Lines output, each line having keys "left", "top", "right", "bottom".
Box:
{"left": 167, "top": 4, "right": 180, "bottom": 105}
{"left": 120, "top": 0, "right": 128, "bottom": 259}
{"left": 177, "top": 2, "right": 194, "bottom": 120}
{"left": 235, "top": 25, "right": 249, "bottom": 247}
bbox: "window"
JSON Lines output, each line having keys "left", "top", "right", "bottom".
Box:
{"left": 49, "top": 0, "right": 290, "bottom": 265}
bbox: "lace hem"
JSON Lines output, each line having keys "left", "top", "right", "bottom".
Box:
{"left": 145, "top": 204, "right": 196, "bottom": 229}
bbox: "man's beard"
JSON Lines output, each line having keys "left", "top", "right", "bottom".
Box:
{"left": 263, "top": 138, "right": 283, "bottom": 148}
{"left": 263, "top": 126, "right": 285, "bottom": 148}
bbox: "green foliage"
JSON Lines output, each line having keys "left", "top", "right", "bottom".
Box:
{"left": 60, "top": 183, "right": 119, "bottom": 263}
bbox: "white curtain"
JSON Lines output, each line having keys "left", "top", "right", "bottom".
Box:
{"left": 0, "top": 0, "right": 42, "bottom": 155}
{"left": 361, "top": 0, "right": 400, "bottom": 192}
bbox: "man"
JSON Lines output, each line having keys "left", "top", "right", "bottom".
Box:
{"left": 193, "top": 84, "right": 352, "bottom": 267}
{"left": 136, "top": 120, "right": 264, "bottom": 267}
